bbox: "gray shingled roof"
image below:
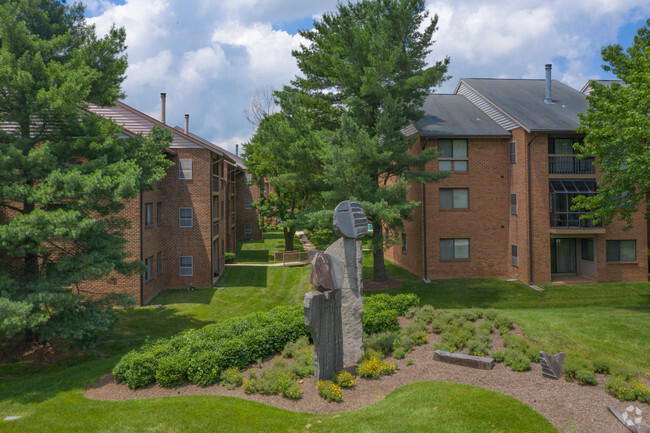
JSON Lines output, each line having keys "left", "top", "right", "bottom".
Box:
{"left": 415, "top": 94, "right": 510, "bottom": 137}
{"left": 460, "top": 79, "right": 589, "bottom": 132}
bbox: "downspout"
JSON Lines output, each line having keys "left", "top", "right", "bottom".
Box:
{"left": 139, "top": 191, "right": 144, "bottom": 305}
{"left": 422, "top": 137, "right": 430, "bottom": 283}
{"left": 526, "top": 133, "right": 538, "bottom": 285}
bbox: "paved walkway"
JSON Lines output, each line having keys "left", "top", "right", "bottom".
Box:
{"left": 295, "top": 231, "right": 316, "bottom": 253}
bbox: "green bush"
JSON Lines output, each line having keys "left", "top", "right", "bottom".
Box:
{"left": 575, "top": 369, "right": 598, "bottom": 386}
{"left": 365, "top": 331, "right": 398, "bottom": 355}
{"left": 220, "top": 367, "right": 243, "bottom": 390}
{"left": 478, "top": 320, "right": 495, "bottom": 333}
{"left": 433, "top": 342, "right": 457, "bottom": 352}
{"left": 484, "top": 309, "right": 498, "bottom": 321}
{"left": 406, "top": 358, "right": 414, "bottom": 366}
{"left": 363, "top": 294, "right": 420, "bottom": 335}
{"left": 243, "top": 374, "right": 258, "bottom": 394}
{"left": 358, "top": 350, "right": 396, "bottom": 378}
{"left": 282, "top": 381, "right": 303, "bottom": 400}
{"left": 282, "top": 336, "right": 310, "bottom": 358}
{"left": 502, "top": 335, "right": 539, "bottom": 362}
{"left": 113, "top": 304, "right": 309, "bottom": 388}
{"left": 495, "top": 315, "right": 514, "bottom": 334}
{"left": 467, "top": 339, "right": 490, "bottom": 357}
{"left": 504, "top": 350, "right": 531, "bottom": 372}
{"left": 563, "top": 358, "right": 594, "bottom": 382}
{"left": 412, "top": 305, "right": 435, "bottom": 324}
{"left": 592, "top": 357, "right": 613, "bottom": 374}
{"left": 605, "top": 370, "right": 649, "bottom": 403}
{"left": 155, "top": 353, "right": 189, "bottom": 388}
{"left": 393, "top": 347, "right": 406, "bottom": 359}
{"left": 224, "top": 252, "right": 235, "bottom": 263}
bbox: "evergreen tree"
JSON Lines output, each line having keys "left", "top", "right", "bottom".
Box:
{"left": 0, "top": 0, "right": 173, "bottom": 346}
{"left": 575, "top": 19, "right": 650, "bottom": 226}
{"left": 292, "top": 0, "right": 449, "bottom": 280}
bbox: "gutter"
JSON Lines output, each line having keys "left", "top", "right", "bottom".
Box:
{"left": 422, "top": 138, "right": 430, "bottom": 283}
{"left": 526, "top": 133, "right": 539, "bottom": 285}
{"left": 139, "top": 191, "right": 144, "bottom": 305}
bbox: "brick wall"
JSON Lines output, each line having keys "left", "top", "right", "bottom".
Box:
{"left": 161, "top": 148, "right": 213, "bottom": 289}
{"left": 235, "top": 173, "right": 263, "bottom": 241}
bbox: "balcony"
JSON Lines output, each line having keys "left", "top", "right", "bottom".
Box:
{"left": 548, "top": 155, "right": 595, "bottom": 175}
{"left": 550, "top": 211, "right": 602, "bottom": 229}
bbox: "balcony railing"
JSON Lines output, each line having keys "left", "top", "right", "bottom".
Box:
{"left": 550, "top": 211, "right": 601, "bottom": 229}
{"left": 548, "top": 156, "right": 595, "bottom": 174}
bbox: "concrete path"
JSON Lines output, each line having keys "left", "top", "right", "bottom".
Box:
{"left": 295, "top": 231, "right": 317, "bottom": 253}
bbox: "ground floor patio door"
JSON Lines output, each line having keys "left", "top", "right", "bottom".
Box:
{"left": 551, "top": 238, "right": 576, "bottom": 274}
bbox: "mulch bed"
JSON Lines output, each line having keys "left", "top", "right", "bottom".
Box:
{"left": 84, "top": 322, "right": 649, "bottom": 433}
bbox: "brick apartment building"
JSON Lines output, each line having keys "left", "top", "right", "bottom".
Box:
{"left": 80, "top": 96, "right": 262, "bottom": 304}
{"left": 386, "top": 66, "right": 648, "bottom": 284}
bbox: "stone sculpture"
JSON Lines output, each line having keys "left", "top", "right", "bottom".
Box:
{"left": 609, "top": 406, "right": 650, "bottom": 433}
{"left": 303, "top": 200, "right": 368, "bottom": 381}
{"left": 539, "top": 351, "right": 567, "bottom": 380}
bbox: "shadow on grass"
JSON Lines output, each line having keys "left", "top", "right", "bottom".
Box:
{"left": 150, "top": 288, "right": 217, "bottom": 305}
{"left": 235, "top": 249, "right": 271, "bottom": 263}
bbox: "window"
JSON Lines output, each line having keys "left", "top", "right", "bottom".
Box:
{"left": 221, "top": 201, "right": 224, "bottom": 218}
{"left": 606, "top": 240, "right": 636, "bottom": 262}
{"left": 179, "top": 256, "right": 193, "bottom": 276}
{"left": 510, "top": 141, "right": 517, "bottom": 164}
{"left": 401, "top": 233, "right": 407, "bottom": 254}
{"left": 144, "top": 256, "right": 153, "bottom": 281}
{"left": 244, "top": 198, "right": 252, "bottom": 209}
{"left": 581, "top": 239, "right": 594, "bottom": 262}
{"left": 548, "top": 138, "right": 577, "bottom": 155}
{"left": 510, "top": 194, "right": 518, "bottom": 215}
{"left": 179, "top": 159, "right": 193, "bottom": 179}
{"left": 440, "top": 188, "right": 468, "bottom": 209}
{"left": 438, "top": 139, "right": 468, "bottom": 172}
{"left": 144, "top": 203, "right": 153, "bottom": 227}
{"left": 156, "top": 202, "right": 162, "bottom": 225}
{"left": 244, "top": 222, "right": 252, "bottom": 235}
{"left": 156, "top": 252, "right": 162, "bottom": 275}
{"left": 511, "top": 245, "right": 519, "bottom": 267}
{"left": 179, "top": 208, "right": 193, "bottom": 228}
{"left": 549, "top": 180, "right": 599, "bottom": 228}
{"left": 440, "top": 238, "right": 469, "bottom": 260}
{"left": 245, "top": 173, "right": 252, "bottom": 183}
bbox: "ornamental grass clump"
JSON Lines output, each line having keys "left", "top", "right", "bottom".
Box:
{"left": 317, "top": 380, "right": 343, "bottom": 402}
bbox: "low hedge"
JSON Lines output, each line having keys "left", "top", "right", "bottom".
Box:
{"left": 114, "top": 294, "right": 418, "bottom": 389}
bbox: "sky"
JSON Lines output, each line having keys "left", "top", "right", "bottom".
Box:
{"left": 81, "top": 0, "right": 649, "bottom": 155}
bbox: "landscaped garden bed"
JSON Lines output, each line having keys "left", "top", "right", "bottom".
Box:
{"left": 87, "top": 295, "right": 649, "bottom": 433}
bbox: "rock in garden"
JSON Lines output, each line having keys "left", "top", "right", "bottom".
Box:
{"left": 434, "top": 350, "right": 495, "bottom": 370}
{"left": 539, "top": 351, "right": 567, "bottom": 380}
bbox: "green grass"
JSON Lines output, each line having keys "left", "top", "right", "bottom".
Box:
{"left": 2, "top": 245, "right": 648, "bottom": 432}
{"left": 235, "top": 229, "right": 303, "bottom": 264}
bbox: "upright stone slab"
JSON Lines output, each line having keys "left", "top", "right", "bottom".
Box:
{"left": 539, "top": 351, "right": 567, "bottom": 380}
{"left": 303, "top": 288, "right": 343, "bottom": 381}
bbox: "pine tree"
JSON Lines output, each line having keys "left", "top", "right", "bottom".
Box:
{"left": 291, "top": 0, "right": 449, "bottom": 280}
{"left": 0, "top": 0, "right": 173, "bottom": 346}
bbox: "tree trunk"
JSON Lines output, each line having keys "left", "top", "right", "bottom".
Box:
{"left": 284, "top": 227, "right": 296, "bottom": 251}
{"left": 372, "top": 221, "right": 387, "bottom": 282}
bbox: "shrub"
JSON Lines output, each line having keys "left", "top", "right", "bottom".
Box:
{"left": 393, "top": 347, "right": 406, "bottom": 359}
{"left": 333, "top": 370, "right": 356, "bottom": 389}
{"left": 495, "top": 315, "right": 514, "bottom": 334}
{"left": 406, "top": 358, "right": 414, "bottom": 366}
{"left": 365, "top": 331, "right": 398, "bottom": 355}
{"left": 504, "top": 351, "right": 531, "bottom": 372}
{"left": 224, "top": 252, "right": 235, "bottom": 263}
{"left": 606, "top": 370, "right": 650, "bottom": 402}
{"left": 440, "top": 328, "right": 473, "bottom": 351}
{"left": 592, "top": 358, "right": 613, "bottom": 375}
{"left": 502, "top": 335, "right": 539, "bottom": 362}
{"left": 358, "top": 351, "right": 396, "bottom": 378}
{"left": 491, "top": 349, "right": 511, "bottom": 363}
{"left": 575, "top": 369, "right": 598, "bottom": 386}
{"left": 363, "top": 308, "right": 400, "bottom": 335}
{"left": 433, "top": 342, "right": 457, "bottom": 353}
{"left": 317, "top": 380, "right": 343, "bottom": 402}
{"left": 243, "top": 377, "right": 258, "bottom": 394}
{"left": 282, "top": 336, "right": 310, "bottom": 358}
{"left": 563, "top": 358, "right": 594, "bottom": 382}
{"left": 484, "top": 309, "right": 498, "bottom": 321}
{"left": 282, "top": 381, "right": 303, "bottom": 400}
{"left": 220, "top": 367, "right": 243, "bottom": 390}
{"left": 113, "top": 350, "right": 158, "bottom": 389}
{"left": 393, "top": 334, "right": 414, "bottom": 352}
{"left": 467, "top": 339, "right": 490, "bottom": 357}
{"left": 186, "top": 350, "right": 224, "bottom": 386}
{"left": 478, "top": 320, "right": 495, "bottom": 333}
{"left": 412, "top": 305, "right": 435, "bottom": 324}
{"left": 155, "top": 354, "right": 189, "bottom": 388}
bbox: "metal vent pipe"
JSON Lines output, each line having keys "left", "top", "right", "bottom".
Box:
{"left": 160, "top": 93, "right": 167, "bottom": 123}
{"left": 544, "top": 64, "right": 553, "bottom": 104}
{"left": 184, "top": 114, "right": 189, "bottom": 134}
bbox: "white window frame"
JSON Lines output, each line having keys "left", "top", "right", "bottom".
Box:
{"left": 510, "top": 193, "right": 518, "bottom": 215}
{"left": 511, "top": 245, "right": 519, "bottom": 267}
{"left": 179, "top": 159, "right": 193, "bottom": 180}
{"left": 440, "top": 188, "right": 469, "bottom": 210}
{"left": 244, "top": 198, "right": 253, "bottom": 209}
{"left": 179, "top": 207, "right": 193, "bottom": 228}
{"left": 179, "top": 256, "right": 193, "bottom": 276}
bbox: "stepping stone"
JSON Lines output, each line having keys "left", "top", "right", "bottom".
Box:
{"left": 434, "top": 350, "right": 495, "bottom": 370}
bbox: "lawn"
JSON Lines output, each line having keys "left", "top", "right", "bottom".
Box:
{"left": 1, "top": 244, "right": 648, "bottom": 432}
{"left": 235, "top": 229, "right": 303, "bottom": 264}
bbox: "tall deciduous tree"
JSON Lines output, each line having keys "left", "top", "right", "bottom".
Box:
{"left": 243, "top": 92, "right": 334, "bottom": 250}
{"left": 291, "top": 0, "right": 449, "bottom": 281}
{"left": 0, "top": 0, "right": 173, "bottom": 347}
{"left": 575, "top": 20, "right": 650, "bottom": 226}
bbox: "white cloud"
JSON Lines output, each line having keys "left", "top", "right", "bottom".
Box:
{"left": 179, "top": 47, "right": 228, "bottom": 86}
{"left": 125, "top": 50, "right": 173, "bottom": 87}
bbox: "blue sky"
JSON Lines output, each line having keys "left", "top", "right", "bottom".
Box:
{"left": 81, "top": 0, "right": 649, "bottom": 154}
